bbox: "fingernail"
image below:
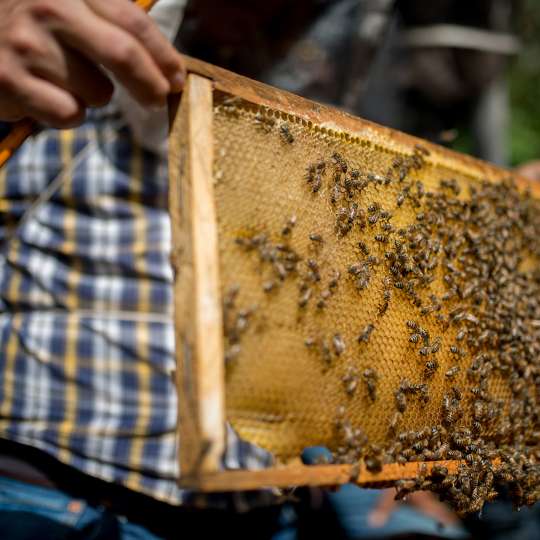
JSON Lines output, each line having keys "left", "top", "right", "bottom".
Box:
{"left": 367, "top": 510, "right": 387, "bottom": 528}
{"left": 170, "top": 71, "right": 185, "bottom": 93}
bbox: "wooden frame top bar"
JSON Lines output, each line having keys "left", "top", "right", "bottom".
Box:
{"left": 181, "top": 55, "right": 535, "bottom": 195}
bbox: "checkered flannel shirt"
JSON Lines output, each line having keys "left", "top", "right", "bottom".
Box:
{"left": 0, "top": 106, "right": 272, "bottom": 506}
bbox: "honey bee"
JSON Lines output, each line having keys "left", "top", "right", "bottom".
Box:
{"left": 309, "top": 233, "right": 323, "bottom": 243}
{"left": 414, "top": 143, "right": 430, "bottom": 156}
{"left": 281, "top": 215, "right": 297, "bottom": 236}
{"left": 332, "top": 333, "right": 346, "bottom": 356}
{"left": 349, "top": 462, "right": 360, "bottom": 482}
{"left": 419, "top": 346, "right": 431, "bottom": 356}
{"left": 396, "top": 192, "right": 406, "bottom": 207}
{"left": 449, "top": 345, "right": 465, "bottom": 356}
{"left": 356, "top": 275, "right": 371, "bottom": 291}
{"left": 365, "top": 455, "right": 383, "bottom": 473}
{"left": 430, "top": 337, "right": 441, "bottom": 354}
{"left": 330, "top": 184, "right": 341, "bottom": 205}
{"left": 307, "top": 259, "right": 321, "bottom": 281}
{"left": 342, "top": 368, "right": 359, "bottom": 396}
{"left": 254, "top": 112, "right": 276, "bottom": 132}
{"left": 363, "top": 369, "right": 378, "bottom": 401}
{"left": 348, "top": 263, "right": 364, "bottom": 276}
{"left": 395, "top": 454, "right": 408, "bottom": 465}
{"left": 358, "top": 324, "right": 375, "bottom": 343}
{"left": 388, "top": 412, "right": 402, "bottom": 435}
{"left": 348, "top": 203, "right": 359, "bottom": 223}
{"left": 358, "top": 241, "right": 370, "bottom": 256}
{"left": 471, "top": 421, "right": 482, "bottom": 434}
{"left": 445, "top": 366, "right": 460, "bottom": 379}
{"left": 320, "top": 289, "right": 331, "bottom": 301}
{"left": 328, "top": 271, "right": 341, "bottom": 289}
{"left": 305, "top": 164, "right": 316, "bottom": 183}
{"left": 424, "top": 360, "right": 439, "bottom": 377}
{"left": 473, "top": 401, "right": 485, "bottom": 421}
{"left": 435, "top": 444, "right": 450, "bottom": 460}
{"left": 395, "top": 390, "right": 407, "bottom": 413}
{"left": 418, "top": 327, "right": 430, "bottom": 344}
{"left": 312, "top": 174, "right": 322, "bottom": 192}
{"left": 274, "top": 261, "right": 287, "bottom": 280}
{"left": 298, "top": 288, "right": 312, "bottom": 307}
{"left": 279, "top": 123, "right": 294, "bottom": 143}
{"left": 345, "top": 378, "right": 358, "bottom": 396}
{"left": 368, "top": 214, "right": 379, "bottom": 225}
{"left": 332, "top": 152, "right": 348, "bottom": 172}
{"left": 406, "top": 320, "right": 418, "bottom": 330}
{"left": 394, "top": 479, "right": 416, "bottom": 500}
{"left": 225, "top": 343, "right": 241, "bottom": 363}
{"left": 321, "top": 340, "right": 332, "bottom": 364}
{"left": 262, "top": 280, "right": 276, "bottom": 293}
{"left": 223, "top": 284, "right": 240, "bottom": 309}
{"left": 315, "top": 160, "right": 326, "bottom": 172}
{"left": 463, "top": 313, "right": 479, "bottom": 325}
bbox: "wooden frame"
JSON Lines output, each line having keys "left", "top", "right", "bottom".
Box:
{"left": 169, "top": 57, "right": 525, "bottom": 492}
{"left": 169, "top": 74, "right": 225, "bottom": 479}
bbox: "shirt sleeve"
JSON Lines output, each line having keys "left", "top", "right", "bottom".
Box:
{"left": 110, "top": 0, "right": 187, "bottom": 155}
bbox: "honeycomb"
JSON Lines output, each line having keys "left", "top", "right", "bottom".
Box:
{"left": 207, "top": 92, "right": 539, "bottom": 512}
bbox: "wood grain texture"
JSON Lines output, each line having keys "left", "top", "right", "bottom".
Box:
{"left": 169, "top": 74, "right": 225, "bottom": 477}
{"left": 179, "top": 459, "right": 472, "bottom": 491}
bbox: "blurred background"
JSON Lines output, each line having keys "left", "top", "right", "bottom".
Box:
{"left": 178, "top": 0, "right": 540, "bottom": 169}
{"left": 493, "top": 0, "right": 539, "bottom": 166}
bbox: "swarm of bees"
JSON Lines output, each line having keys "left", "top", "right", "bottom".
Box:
{"left": 223, "top": 109, "right": 540, "bottom": 515}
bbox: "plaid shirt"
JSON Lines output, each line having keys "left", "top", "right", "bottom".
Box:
{"left": 0, "top": 106, "right": 272, "bottom": 506}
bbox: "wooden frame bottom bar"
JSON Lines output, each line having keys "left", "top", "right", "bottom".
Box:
{"left": 179, "top": 459, "right": 468, "bottom": 491}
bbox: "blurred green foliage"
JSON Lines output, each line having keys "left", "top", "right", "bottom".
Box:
{"left": 509, "top": 0, "right": 540, "bottom": 165}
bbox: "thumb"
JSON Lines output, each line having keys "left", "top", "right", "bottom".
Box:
{"left": 367, "top": 489, "right": 397, "bottom": 527}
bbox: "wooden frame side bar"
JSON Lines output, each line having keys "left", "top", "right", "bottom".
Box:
{"left": 169, "top": 74, "right": 225, "bottom": 477}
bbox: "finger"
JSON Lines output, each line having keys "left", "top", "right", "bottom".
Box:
{"left": 17, "top": 22, "right": 113, "bottom": 107}
{"left": 31, "top": 45, "right": 114, "bottom": 108}
{"left": 14, "top": 70, "right": 85, "bottom": 128}
{"left": 87, "top": 0, "right": 185, "bottom": 91}
{"left": 35, "top": 1, "right": 170, "bottom": 106}
{"left": 408, "top": 492, "right": 459, "bottom": 526}
{"left": 515, "top": 161, "right": 540, "bottom": 181}
{"left": 367, "top": 489, "right": 397, "bottom": 528}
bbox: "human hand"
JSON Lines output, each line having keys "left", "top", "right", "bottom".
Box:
{"left": 368, "top": 488, "right": 460, "bottom": 528}
{"left": 0, "top": 0, "right": 185, "bottom": 128}
{"left": 515, "top": 160, "right": 540, "bottom": 182}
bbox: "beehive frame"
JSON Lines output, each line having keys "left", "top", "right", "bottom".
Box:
{"left": 169, "top": 57, "right": 538, "bottom": 492}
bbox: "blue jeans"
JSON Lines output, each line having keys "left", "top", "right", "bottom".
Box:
{"left": 0, "top": 475, "right": 161, "bottom": 539}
